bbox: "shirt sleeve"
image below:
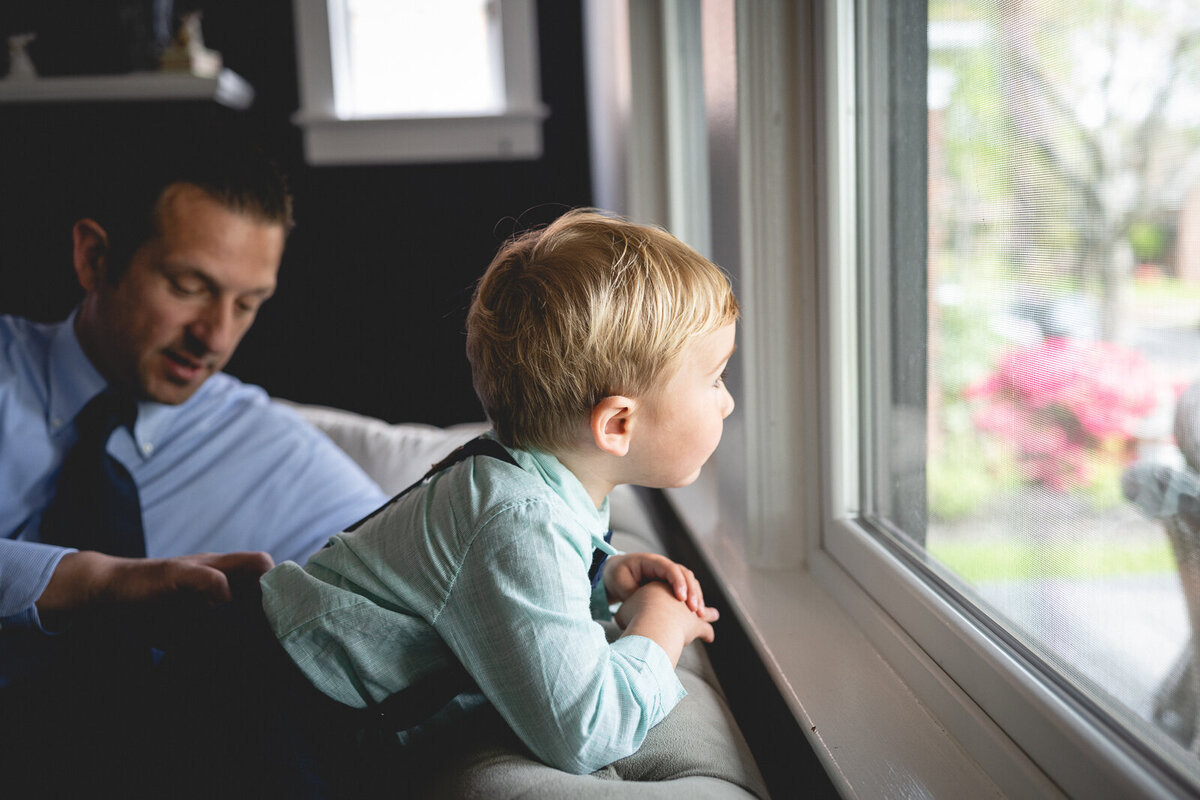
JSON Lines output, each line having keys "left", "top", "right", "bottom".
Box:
{"left": 253, "top": 425, "right": 388, "bottom": 564}
{"left": 134, "top": 394, "right": 389, "bottom": 566}
{"left": 590, "top": 575, "right": 615, "bottom": 621}
{"left": 432, "top": 500, "right": 687, "bottom": 774}
{"left": 0, "top": 540, "right": 72, "bottom": 628}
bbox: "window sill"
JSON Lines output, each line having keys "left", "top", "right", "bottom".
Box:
{"left": 293, "top": 106, "right": 549, "bottom": 166}
{"left": 665, "top": 464, "right": 1045, "bottom": 799}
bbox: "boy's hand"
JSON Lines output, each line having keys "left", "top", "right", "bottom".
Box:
{"left": 615, "top": 582, "right": 719, "bottom": 667}
{"left": 604, "top": 552, "right": 708, "bottom": 614}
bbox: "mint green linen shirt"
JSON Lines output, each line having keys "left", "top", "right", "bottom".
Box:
{"left": 259, "top": 437, "right": 687, "bottom": 774}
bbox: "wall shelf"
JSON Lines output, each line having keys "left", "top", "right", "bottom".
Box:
{"left": 0, "top": 69, "right": 254, "bottom": 109}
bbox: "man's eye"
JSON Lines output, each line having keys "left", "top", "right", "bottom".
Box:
{"left": 168, "top": 276, "right": 204, "bottom": 296}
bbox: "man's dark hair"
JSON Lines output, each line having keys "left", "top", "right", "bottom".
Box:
{"left": 87, "top": 132, "right": 294, "bottom": 284}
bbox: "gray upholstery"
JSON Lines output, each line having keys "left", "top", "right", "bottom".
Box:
{"left": 278, "top": 401, "right": 770, "bottom": 798}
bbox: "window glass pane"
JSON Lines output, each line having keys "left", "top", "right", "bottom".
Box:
{"left": 341, "top": 0, "right": 499, "bottom": 117}
{"left": 889, "top": 0, "right": 1200, "bottom": 781}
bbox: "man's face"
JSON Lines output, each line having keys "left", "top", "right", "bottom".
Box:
{"left": 75, "top": 183, "right": 285, "bottom": 405}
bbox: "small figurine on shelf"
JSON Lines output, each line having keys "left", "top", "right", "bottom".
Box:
{"left": 4, "top": 33, "right": 38, "bottom": 81}
{"left": 159, "top": 11, "right": 222, "bottom": 78}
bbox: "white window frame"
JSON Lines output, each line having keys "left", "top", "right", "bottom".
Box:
{"left": 588, "top": 0, "right": 1200, "bottom": 797}
{"left": 291, "top": 0, "right": 548, "bottom": 165}
{"left": 824, "top": 2, "right": 1200, "bottom": 797}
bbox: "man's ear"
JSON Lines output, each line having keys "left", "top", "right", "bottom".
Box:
{"left": 590, "top": 395, "right": 636, "bottom": 457}
{"left": 72, "top": 219, "right": 110, "bottom": 292}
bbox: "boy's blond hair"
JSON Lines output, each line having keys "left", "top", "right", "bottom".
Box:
{"left": 467, "top": 209, "right": 739, "bottom": 453}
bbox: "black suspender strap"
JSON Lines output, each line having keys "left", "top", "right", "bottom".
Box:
{"left": 361, "top": 660, "right": 476, "bottom": 739}
{"left": 344, "top": 436, "right": 518, "bottom": 534}
{"left": 424, "top": 436, "right": 518, "bottom": 475}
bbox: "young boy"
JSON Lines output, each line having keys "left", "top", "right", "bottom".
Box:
{"left": 201, "top": 209, "right": 738, "bottom": 789}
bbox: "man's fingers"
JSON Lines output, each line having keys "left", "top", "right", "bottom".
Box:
{"left": 159, "top": 559, "right": 233, "bottom": 605}
{"left": 174, "top": 552, "right": 273, "bottom": 604}
{"left": 199, "top": 551, "right": 275, "bottom": 579}
{"left": 36, "top": 551, "right": 275, "bottom": 639}
{"left": 125, "top": 551, "right": 273, "bottom": 607}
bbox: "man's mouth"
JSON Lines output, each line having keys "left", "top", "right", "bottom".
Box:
{"left": 163, "top": 350, "right": 208, "bottom": 382}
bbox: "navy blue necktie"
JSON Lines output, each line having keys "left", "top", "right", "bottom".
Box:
{"left": 40, "top": 391, "right": 146, "bottom": 558}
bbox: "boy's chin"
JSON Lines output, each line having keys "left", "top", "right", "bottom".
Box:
{"left": 668, "top": 468, "right": 704, "bottom": 488}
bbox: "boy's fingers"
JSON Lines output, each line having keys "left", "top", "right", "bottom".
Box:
{"left": 649, "top": 559, "right": 687, "bottom": 601}
{"left": 686, "top": 571, "right": 704, "bottom": 612}
{"left": 674, "top": 572, "right": 690, "bottom": 603}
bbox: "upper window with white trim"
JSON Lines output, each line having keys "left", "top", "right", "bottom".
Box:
{"left": 291, "top": 0, "right": 547, "bottom": 165}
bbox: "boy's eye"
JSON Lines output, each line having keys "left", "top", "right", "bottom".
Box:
{"left": 714, "top": 370, "right": 728, "bottom": 388}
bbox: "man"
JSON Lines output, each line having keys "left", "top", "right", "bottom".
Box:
{"left": 0, "top": 138, "right": 387, "bottom": 786}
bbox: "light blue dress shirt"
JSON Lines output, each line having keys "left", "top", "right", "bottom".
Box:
{"left": 0, "top": 313, "right": 386, "bottom": 683}
{"left": 261, "top": 438, "right": 687, "bottom": 775}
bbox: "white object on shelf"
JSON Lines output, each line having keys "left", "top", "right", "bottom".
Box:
{"left": 0, "top": 68, "right": 253, "bottom": 109}
{"left": 4, "top": 33, "right": 38, "bottom": 80}
{"left": 159, "top": 11, "right": 223, "bottom": 79}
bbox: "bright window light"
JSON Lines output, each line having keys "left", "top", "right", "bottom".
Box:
{"left": 338, "top": 0, "right": 501, "bottom": 118}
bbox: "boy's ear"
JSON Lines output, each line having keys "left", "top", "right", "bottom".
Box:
{"left": 590, "top": 395, "right": 636, "bottom": 457}
{"left": 72, "top": 219, "right": 110, "bottom": 292}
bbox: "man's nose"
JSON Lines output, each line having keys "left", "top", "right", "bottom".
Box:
{"left": 188, "top": 300, "right": 237, "bottom": 355}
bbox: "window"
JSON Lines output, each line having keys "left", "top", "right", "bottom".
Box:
{"left": 587, "top": 0, "right": 1200, "bottom": 792}
{"left": 336, "top": 0, "right": 498, "bottom": 117}
{"left": 836, "top": 0, "right": 1200, "bottom": 795}
{"left": 291, "top": 0, "right": 547, "bottom": 165}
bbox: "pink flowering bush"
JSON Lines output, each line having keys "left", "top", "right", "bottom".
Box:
{"left": 965, "top": 338, "right": 1158, "bottom": 492}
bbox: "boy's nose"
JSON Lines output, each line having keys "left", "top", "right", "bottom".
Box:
{"left": 721, "top": 388, "right": 735, "bottom": 418}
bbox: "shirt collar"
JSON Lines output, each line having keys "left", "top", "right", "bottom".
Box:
{"left": 47, "top": 308, "right": 191, "bottom": 460}
{"left": 131, "top": 399, "right": 185, "bottom": 461}
{"left": 47, "top": 309, "right": 107, "bottom": 437}
{"left": 495, "top": 434, "right": 611, "bottom": 535}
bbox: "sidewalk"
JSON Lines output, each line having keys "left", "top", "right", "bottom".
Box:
{"left": 975, "top": 571, "right": 1188, "bottom": 721}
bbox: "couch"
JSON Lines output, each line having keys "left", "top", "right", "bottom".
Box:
{"left": 280, "top": 401, "right": 771, "bottom": 799}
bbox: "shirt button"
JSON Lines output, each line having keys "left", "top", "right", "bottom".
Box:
{"left": 52, "top": 417, "right": 63, "bottom": 429}
{"left": 142, "top": 442, "right": 155, "bottom": 455}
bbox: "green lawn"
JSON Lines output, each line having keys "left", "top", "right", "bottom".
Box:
{"left": 927, "top": 537, "right": 1177, "bottom": 583}
{"left": 1132, "top": 276, "right": 1200, "bottom": 304}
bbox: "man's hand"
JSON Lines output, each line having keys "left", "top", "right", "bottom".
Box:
{"left": 614, "top": 581, "right": 719, "bottom": 668}
{"left": 36, "top": 550, "right": 274, "bottom": 626}
{"left": 604, "top": 552, "right": 708, "bottom": 614}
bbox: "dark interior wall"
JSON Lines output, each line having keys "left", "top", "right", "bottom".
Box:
{"left": 0, "top": 1, "right": 593, "bottom": 426}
